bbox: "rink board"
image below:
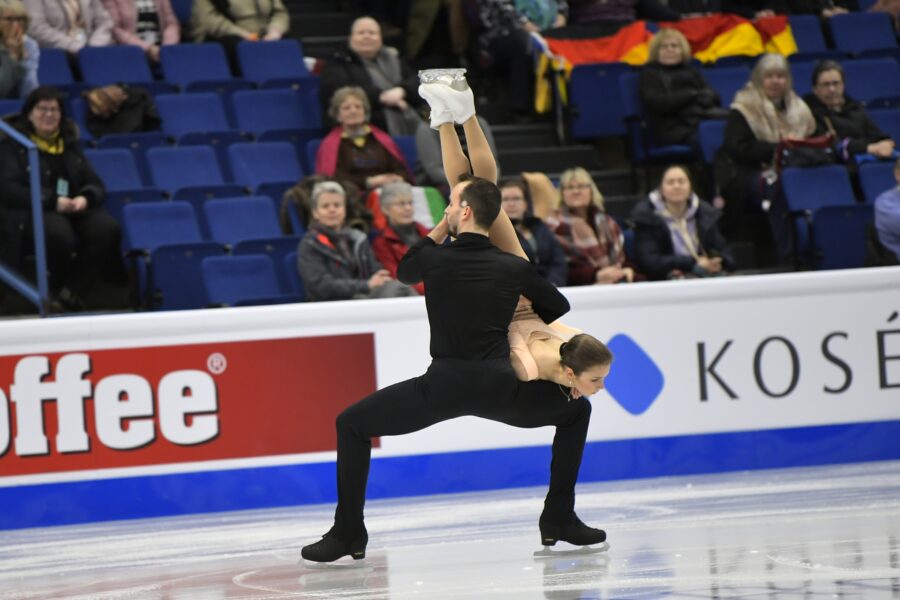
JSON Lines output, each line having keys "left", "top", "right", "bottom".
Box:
{"left": 1, "top": 267, "right": 899, "bottom": 529}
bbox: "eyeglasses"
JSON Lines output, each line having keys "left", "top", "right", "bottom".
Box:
{"left": 389, "top": 200, "right": 414, "bottom": 207}
{"left": 34, "top": 106, "right": 61, "bottom": 115}
{"left": 0, "top": 16, "right": 27, "bottom": 22}
{"left": 563, "top": 183, "right": 591, "bottom": 191}
{"left": 816, "top": 80, "right": 842, "bottom": 88}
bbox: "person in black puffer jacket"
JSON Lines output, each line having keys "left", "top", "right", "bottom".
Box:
{"left": 639, "top": 28, "right": 724, "bottom": 148}
{"left": 631, "top": 165, "right": 736, "bottom": 280}
{"left": 0, "top": 86, "right": 121, "bottom": 310}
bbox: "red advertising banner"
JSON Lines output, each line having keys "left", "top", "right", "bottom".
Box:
{"left": 0, "top": 334, "right": 377, "bottom": 477}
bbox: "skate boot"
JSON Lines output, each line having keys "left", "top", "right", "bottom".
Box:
{"left": 417, "top": 83, "right": 453, "bottom": 130}
{"left": 301, "top": 526, "right": 368, "bottom": 563}
{"left": 539, "top": 514, "right": 606, "bottom": 547}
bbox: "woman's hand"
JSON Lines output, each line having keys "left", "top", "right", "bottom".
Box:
{"left": 379, "top": 87, "right": 406, "bottom": 107}
{"left": 263, "top": 28, "right": 283, "bottom": 41}
{"left": 367, "top": 270, "right": 392, "bottom": 290}
{"left": 867, "top": 139, "right": 896, "bottom": 158}
{"left": 595, "top": 266, "right": 626, "bottom": 284}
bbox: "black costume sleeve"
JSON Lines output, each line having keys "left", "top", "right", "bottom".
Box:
{"left": 521, "top": 262, "right": 570, "bottom": 323}
{"left": 397, "top": 236, "right": 436, "bottom": 284}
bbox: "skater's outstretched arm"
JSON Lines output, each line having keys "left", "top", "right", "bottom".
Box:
{"left": 438, "top": 122, "right": 471, "bottom": 189}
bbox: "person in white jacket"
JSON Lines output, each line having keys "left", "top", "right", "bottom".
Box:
{"left": 25, "top": 0, "right": 112, "bottom": 54}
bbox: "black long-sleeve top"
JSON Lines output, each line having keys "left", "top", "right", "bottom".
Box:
{"left": 398, "top": 232, "right": 570, "bottom": 361}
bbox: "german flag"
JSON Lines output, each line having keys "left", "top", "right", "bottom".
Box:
{"left": 534, "top": 15, "right": 797, "bottom": 112}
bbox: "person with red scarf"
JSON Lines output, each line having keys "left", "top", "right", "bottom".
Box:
{"left": 315, "top": 85, "right": 413, "bottom": 192}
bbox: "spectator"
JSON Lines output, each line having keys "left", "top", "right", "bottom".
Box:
{"left": 315, "top": 85, "right": 413, "bottom": 192}
{"left": 639, "top": 28, "right": 725, "bottom": 149}
{"left": 545, "top": 166, "right": 635, "bottom": 285}
{"left": 785, "top": 0, "right": 857, "bottom": 18}
{"left": 189, "top": 0, "right": 288, "bottom": 68}
{"left": 297, "top": 180, "right": 415, "bottom": 301}
{"left": 873, "top": 158, "right": 900, "bottom": 262}
{"left": 631, "top": 165, "right": 736, "bottom": 280}
{"left": 715, "top": 54, "right": 815, "bottom": 253}
{"left": 319, "top": 16, "right": 423, "bottom": 138}
{"left": 100, "top": 0, "right": 179, "bottom": 64}
{"left": 370, "top": 181, "right": 430, "bottom": 295}
{"left": 804, "top": 60, "right": 895, "bottom": 164}
{"left": 467, "top": 0, "right": 567, "bottom": 117}
{"left": 499, "top": 176, "right": 567, "bottom": 286}
{"left": 25, "top": 0, "right": 113, "bottom": 53}
{"left": 279, "top": 174, "right": 364, "bottom": 234}
{"left": 0, "top": 0, "right": 38, "bottom": 98}
{"left": 0, "top": 86, "right": 121, "bottom": 311}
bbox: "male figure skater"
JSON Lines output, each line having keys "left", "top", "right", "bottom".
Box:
{"left": 301, "top": 177, "right": 605, "bottom": 563}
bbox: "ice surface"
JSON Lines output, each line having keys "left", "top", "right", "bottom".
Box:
{"left": 1, "top": 461, "right": 899, "bottom": 599}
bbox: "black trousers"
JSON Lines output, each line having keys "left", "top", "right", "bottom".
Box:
{"left": 33, "top": 209, "right": 121, "bottom": 296}
{"left": 333, "top": 357, "right": 592, "bottom": 537}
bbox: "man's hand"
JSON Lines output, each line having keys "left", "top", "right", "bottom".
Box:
{"left": 697, "top": 256, "right": 723, "bottom": 274}
{"left": 427, "top": 217, "right": 449, "bottom": 244}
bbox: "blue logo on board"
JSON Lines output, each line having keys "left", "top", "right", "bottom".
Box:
{"left": 604, "top": 334, "right": 664, "bottom": 415}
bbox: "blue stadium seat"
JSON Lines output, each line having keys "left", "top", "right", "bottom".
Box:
{"left": 568, "top": 62, "right": 631, "bottom": 138}
{"left": 306, "top": 138, "right": 322, "bottom": 172}
{"left": 95, "top": 132, "right": 171, "bottom": 187}
{"left": 146, "top": 146, "right": 226, "bottom": 195}
{"left": 788, "top": 15, "right": 828, "bottom": 54}
{"left": 393, "top": 135, "right": 418, "bottom": 172}
{"left": 620, "top": 72, "right": 696, "bottom": 184}
{"left": 702, "top": 66, "right": 750, "bottom": 107}
{"left": 812, "top": 204, "right": 874, "bottom": 270}
{"left": 283, "top": 251, "right": 306, "bottom": 301}
{"left": 788, "top": 61, "right": 816, "bottom": 98}
{"left": 843, "top": 59, "right": 900, "bottom": 106}
{"left": 859, "top": 162, "right": 897, "bottom": 205}
{"left": 869, "top": 108, "right": 900, "bottom": 143}
{"left": 698, "top": 120, "right": 726, "bottom": 165}
{"left": 781, "top": 165, "right": 857, "bottom": 264}
{"left": 230, "top": 88, "right": 322, "bottom": 154}
{"left": 169, "top": 0, "right": 193, "bottom": 25}
{"left": 201, "top": 255, "right": 297, "bottom": 306}
{"left": 233, "top": 237, "right": 302, "bottom": 294}
{"left": 236, "top": 39, "right": 313, "bottom": 85}
{"left": 227, "top": 142, "right": 304, "bottom": 189}
{"left": 37, "top": 48, "right": 89, "bottom": 97}
{"left": 67, "top": 97, "right": 93, "bottom": 142}
{"left": 84, "top": 148, "right": 165, "bottom": 222}
{"left": 78, "top": 46, "right": 153, "bottom": 86}
{"left": 0, "top": 99, "right": 23, "bottom": 117}
{"left": 829, "top": 12, "right": 898, "bottom": 57}
{"left": 122, "top": 201, "right": 225, "bottom": 309}
{"left": 159, "top": 44, "right": 253, "bottom": 93}
{"left": 202, "top": 196, "right": 282, "bottom": 246}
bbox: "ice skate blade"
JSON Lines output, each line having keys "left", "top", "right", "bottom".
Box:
{"left": 533, "top": 542, "right": 610, "bottom": 558}
{"left": 300, "top": 555, "right": 369, "bottom": 569}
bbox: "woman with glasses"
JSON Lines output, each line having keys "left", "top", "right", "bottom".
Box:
{"left": 0, "top": 0, "right": 38, "bottom": 98}
{"left": 545, "top": 168, "right": 634, "bottom": 286}
{"left": 370, "top": 181, "right": 430, "bottom": 295}
{"left": 0, "top": 86, "right": 121, "bottom": 311}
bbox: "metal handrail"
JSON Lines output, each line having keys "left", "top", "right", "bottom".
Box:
{"left": 0, "top": 120, "right": 50, "bottom": 317}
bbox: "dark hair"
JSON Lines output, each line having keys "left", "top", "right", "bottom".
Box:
{"left": 812, "top": 60, "right": 844, "bottom": 87}
{"left": 21, "top": 86, "right": 65, "bottom": 125}
{"left": 458, "top": 177, "right": 501, "bottom": 230}
{"left": 660, "top": 164, "right": 693, "bottom": 189}
{"left": 499, "top": 176, "right": 532, "bottom": 212}
{"left": 560, "top": 334, "right": 613, "bottom": 375}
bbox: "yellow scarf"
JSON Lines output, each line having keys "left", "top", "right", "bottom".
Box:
{"left": 342, "top": 125, "right": 371, "bottom": 148}
{"left": 30, "top": 132, "right": 65, "bottom": 155}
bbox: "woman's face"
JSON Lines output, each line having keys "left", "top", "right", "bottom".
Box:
{"left": 762, "top": 70, "right": 788, "bottom": 101}
{"left": 661, "top": 167, "right": 692, "bottom": 205}
{"left": 312, "top": 192, "right": 346, "bottom": 229}
{"left": 349, "top": 17, "right": 382, "bottom": 59}
{"left": 28, "top": 99, "right": 61, "bottom": 137}
{"left": 337, "top": 94, "right": 367, "bottom": 129}
{"left": 561, "top": 178, "right": 592, "bottom": 211}
{"left": 383, "top": 193, "right": 415, "bottom": 226}
{"left": 500, "top": 186, "right": 528, "bottom": 220}
{"left": 813, "top": 69, "right": 845, "bottom": 108}
{"left": 570, "top": 362, "right": 611, "bottom": 398}
{"left": 657, "top": 38, "right": 684, "bottom": 66}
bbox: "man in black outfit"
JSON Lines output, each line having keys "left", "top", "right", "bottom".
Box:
{"left": 301, "top": 177, "right": 605, "bottom": 563}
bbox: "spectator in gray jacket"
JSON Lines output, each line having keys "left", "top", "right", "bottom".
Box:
{"left": 297, "top": 181, "right": 416, "bottom": 301}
